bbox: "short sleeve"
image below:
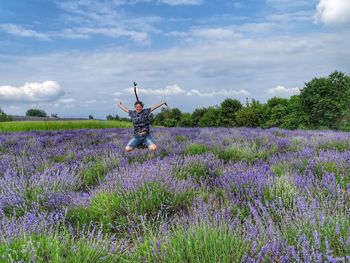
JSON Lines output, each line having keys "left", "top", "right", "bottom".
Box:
{"left": 145, "top": 108, "right": 151, "bottom": 115}
{"left": 128, "top": 109, "right": 133, "bottom": 117}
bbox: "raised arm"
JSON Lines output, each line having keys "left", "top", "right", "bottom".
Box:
{"left": 150, "top": 101, "right": 167, "bottom": 112}
{"left": 116, "top": 102, "right": 129, "bottom": 113}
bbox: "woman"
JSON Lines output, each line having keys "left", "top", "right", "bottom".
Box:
{"left": 117, "top": 100, "right": 167, "bottom": 152}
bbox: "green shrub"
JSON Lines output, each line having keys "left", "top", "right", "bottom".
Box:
{"left": 172, "top": 162, "right": 221, "bottom": 184}
{"left": 214, "top": 146, "right": 256, "bottom": 163}
{"left": 67, "top": 182, "right": 196, "bottom": 235}
{"left": 175, "top": 135, "right": 187, "bottom": 142}
{"left": 132, "top": 223, "right": 248, "bottom": 263}
{"left": 271, "top": 162, "right": 293, "bottom": 177}
{"left": 184, "top": 143, "right": 208, "bottom": 155}
{"left": 282, "top": 216, "right": 350, "bottom": 257}
{"left": 0, "top": 230, "right": 123, "bottom": 263}
{"left": 80, "top": 161, "right": 107, "bottom": 189}
{"left": 317, "top": 140, "right": 350, "bottom": 152}
{"left": 313, "top": 161, "right": 350, "bottom": 189}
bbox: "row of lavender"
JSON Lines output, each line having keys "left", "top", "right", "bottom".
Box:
{"left": 0, "top": 127, "right": 349, "bottom": 262}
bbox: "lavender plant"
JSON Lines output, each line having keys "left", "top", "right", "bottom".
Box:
{"left": 0, "top": 127, "right": 349, "bottom": 262}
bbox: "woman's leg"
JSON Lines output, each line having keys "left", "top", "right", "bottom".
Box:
{"left": 125, "top": 137, "right": 140, "bottom": 152}
{"left": 149, "top": 144, "right": 157, "bottom": 151}
{"left": 144, "top": 136, "right": 157, "bottom": 151}
{"left": 125, "top": 145, "right": 133, "bottom": 152}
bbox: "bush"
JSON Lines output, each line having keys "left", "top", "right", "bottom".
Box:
{"left": 184, "top": 143, "right": 208, "bottom": 155}
{"left": 0, "top": 108, "right": 12, "bottom": 122}
{"left": 26, "top": 108, "right": 47, "bottom": 117}
{"left": 67, "top": 182, "right": 196, "bottom": 234}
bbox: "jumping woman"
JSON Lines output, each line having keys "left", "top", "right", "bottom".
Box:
{"left": 117, "top": 82, "right": 167, "bottom": 152}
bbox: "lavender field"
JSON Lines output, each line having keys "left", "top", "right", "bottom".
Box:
{"left": 0, "top": 127, "right": 349, "bottom": 262}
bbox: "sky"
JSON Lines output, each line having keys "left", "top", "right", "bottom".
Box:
{"left": 0, "top": 0, "right": 350, "bottom": 119}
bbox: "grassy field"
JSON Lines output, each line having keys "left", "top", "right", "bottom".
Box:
{"left": 0, "top": 120, "right": 132, "bottom": 132}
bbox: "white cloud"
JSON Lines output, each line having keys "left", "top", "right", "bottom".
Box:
{"left": 233, "top": 2, "right": 243, "bottom": 8}
{"left": 315, "top": 0, "right": 350, "bottom": 24}
{"left": 267, "top": 85, "right": 300, "bottom": 96}
{"left": 166, "top": 31, "right": 189, "bottom": 37}
{"left": 266, "top": 0, "right": 313, "bottom": 10}
{"left": 115, "top": 84, "right": 249, "bottom": 98}
{"left": 72, "top": 27, "right": 150, "bottom": 45}
{"left": 0, "top": 81, "right": 64, "bottom": 103}
{"left": 186, "top": 89, "right": 250, "bottom": 97}
{"left": 0, "top": 24, "right": 50, "bottom": 40}
{"left": 159, "top": 0, "right": 203, "bottom": 5}
{"left": 53, "top": 98, "right": 75, "bottom": 108}
{"left": 124, "top": 84, "right": 186, "bottom": 96}
{"left": 84, "top": 99, "right": 96, "bottom": 104}
{"left": 113, "top": 91, "right": 123, "bottom": 96}
{"left": 266, "top": 11, "right": 313, "bottom": 23}
{"left": 1, "top": 26, "right": 348, "bottom": 117}
{"left": 58, "top": 98, "right": 76, "bottom": 104}
{"left": 54, "top": 0, "right": 157, "bottom": 44}
{"left": 191, "top": 28, "right": 237, "bottom": 40}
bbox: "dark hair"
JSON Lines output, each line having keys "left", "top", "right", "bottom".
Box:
{"left": 134, "top": 101, "right": 144, "bottom": 107}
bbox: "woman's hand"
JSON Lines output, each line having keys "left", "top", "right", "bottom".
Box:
{"left": 117, "top": 102, "right": 129, "bottom": 113}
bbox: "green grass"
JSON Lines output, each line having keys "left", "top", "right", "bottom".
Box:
{"left": 271, "top": 162, "right": 294, "bottom": 177}
{"left": 313, "top": 161, "right": 350, "bottom": 190}
{"left": 132, "top": 223, "right": 248, "bottom": 263}
{"left": 211, "top": 141, "right": 277, "bottom": 164}
{"left": 67, "top": 182, "right": 196, "bottom": 235}
{"left": 0, "top": 229, "right": 124, "bottom": 263}
{"left": 0, "top": 120, "right": 132, "bottom": 132}
{"left": 281, "top": 215, "right": 350, "bottom": 258}
{"left": 184, "top": 143, "right": 208, "bottom": 155}
{"left": 175, "top": 135, "right": 188, "bottom": 142}
{"left": 316, "top": 140, "right": 350, "bottom": 152}
{"left": 172, "top": 162, "right": 221, "bottom": 184}
{"left": 78, "top": 158, "right": 120, "bottom": 191}
{"left": 263, "top": 176, "right": 298, "bottom": 210}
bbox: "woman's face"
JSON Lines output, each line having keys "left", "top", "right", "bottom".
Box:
{"left": 135, "top": 103, "right": 143, "bottom": 113}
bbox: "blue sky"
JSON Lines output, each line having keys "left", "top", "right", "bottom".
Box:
{"left": 0, "top": 0, "right": 349, "bottom": 118}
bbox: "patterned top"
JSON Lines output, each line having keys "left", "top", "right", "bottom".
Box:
{"left": 128, "top": 108, "right": 151, "bottom": 136}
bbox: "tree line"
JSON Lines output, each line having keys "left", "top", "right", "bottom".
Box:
{"left": 152, "top": 71, "right": 350, "bottom": 130}
{"left": 1, "top": 71, "right": 349, "bottom": 130}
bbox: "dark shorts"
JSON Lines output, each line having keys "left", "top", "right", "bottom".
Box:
{"left": 126, "top": 135, "right": 154, "bottom": 149}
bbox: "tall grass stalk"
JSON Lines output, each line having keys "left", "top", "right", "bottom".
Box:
{"left": 0, "top": 120, "right": 131, "bottom": 132}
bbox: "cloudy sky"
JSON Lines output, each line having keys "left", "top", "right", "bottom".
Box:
{"left": 0, "top": 0, "right": 349, "bottom": 119}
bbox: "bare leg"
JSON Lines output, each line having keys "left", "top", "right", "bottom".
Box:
{"left": 125, "top": 146, "right": 133, "bottom": 152}
{"left": 149, "top": 144, "right": 157, "bottom": 152}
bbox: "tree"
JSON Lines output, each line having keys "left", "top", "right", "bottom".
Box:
{"left": 280, "top": 95, "right": 307, "bottom": 129}
{"left": 149, "top": 113, "right": 154, "bottom": 124}
{"left": 263, "top": 97, "right": 289, "bottom": 128}
{"left": 299, "top": 71, "right": 350, "bottom": 129}
{"left": 153, "top": 108, "right": 172, "bottom": 126}
{"left": 178, "top": 112, "right": 194, "bottom": 127}
{"left": 106, "top": 114, "right": 120, "bottom": 120}
{"left": 153, "top": 107, "right": 182, "bottom": 126}
{"left": 163, "top": 118, "right": 177, "bottom": 127}
{"left": 199, "top": 107, "right": 221, "bottom": 127}
{"left": 26, "top": 108, "right": 47, "bottom": 117}
{"left": 219, "top": 98, "right": 243, "bottom": 127}
{"left": 235, "top": 99, "right": 265, "bottom": 127}
{"left": 89, "top": 115, "right": 94, "bottom": 119}
{"left": 0, "top": 108, "right": 12, "bottom": 122}
{"left": 192, "top": 107, "right": 208, "bottom": 126}
{"left": 170, "top": 108, "right": 182, "bottom": 123}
